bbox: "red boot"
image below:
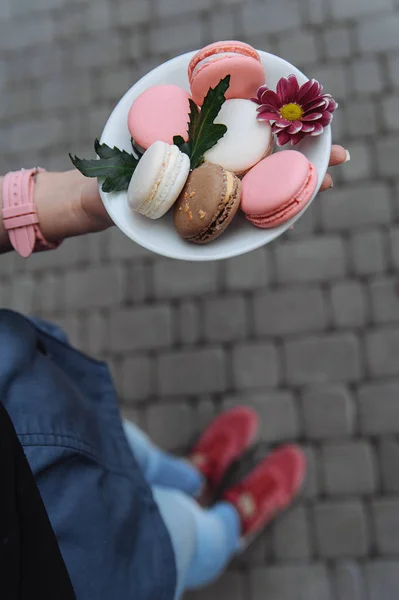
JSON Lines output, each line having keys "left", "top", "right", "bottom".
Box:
{"left": 222, "top": 445, "right": 306, "bottom": 545}
{"left": 189, "top": 406, "right": 259, "bottom": 500}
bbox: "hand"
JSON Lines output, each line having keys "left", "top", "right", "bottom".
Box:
{"left": 319, "top": 145, "right": 349, "bottom": 192}
{"left": 34, "top": 170, "right": 113, "bottom": 243}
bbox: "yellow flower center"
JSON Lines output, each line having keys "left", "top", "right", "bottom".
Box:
{"left": 279, "top": 103, "right": 304, "bottom": 121}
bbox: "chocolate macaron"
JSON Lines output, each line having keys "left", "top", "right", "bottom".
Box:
{"left": 174, "top": 163, "right": 242, "bottom": 244}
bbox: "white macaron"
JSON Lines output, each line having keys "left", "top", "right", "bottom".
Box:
{"left": 204, "top": 99, "right": 274, "bottom": 177}
{"left": 128, "top": 141, "right": 190, "bottom": 219}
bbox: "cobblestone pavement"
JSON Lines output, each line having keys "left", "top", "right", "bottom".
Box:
{"left": 1, "top": 0, "right": 399, "bottom": 598}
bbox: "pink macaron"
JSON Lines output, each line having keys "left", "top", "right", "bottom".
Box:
{"left": 188, "top": 41, "right": 266, "bottom": 106}
{"left": 241, "top": 150, "right": 318, "bottom": 228}
{"left": 128, "top": 84, "right": 191, "bottom": 150}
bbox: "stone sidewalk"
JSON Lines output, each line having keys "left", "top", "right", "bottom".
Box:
{"left": 1, "top": 0, "right": 399, "bottom": 598}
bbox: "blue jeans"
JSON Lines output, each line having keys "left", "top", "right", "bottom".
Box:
{"left": 123, "top": 421, "right": 241, "bottom": 599}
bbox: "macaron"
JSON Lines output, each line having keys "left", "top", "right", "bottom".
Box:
{"left": 128, "top": 85, "right": 191, "bottom": 151}
{"left": 241, "top": 150, "right": 318, "bottom": 228}
{"left": 128, "top": 141, "right": 190, "bottom": 219}
{"left": 188, "top": 41, "right": 266, "bottom": 106}
{"left": 174, "top": 162, "right": 241, "bottom": 244}
{"left": 204, "top": 99, "right": 274, "bottom": 177}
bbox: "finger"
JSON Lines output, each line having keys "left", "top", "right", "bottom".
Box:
{"left": 319, "top": 172, "right": 333, "bottom": 192}
{"left": 329, "top": 145, "right": 348, "bottom": 167}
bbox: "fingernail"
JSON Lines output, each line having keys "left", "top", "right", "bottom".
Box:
{"left": 329, "top": 181, "right": 334, "bottom": 189}
{"left": 344, "top": 149, "right": 351, "bottom": 163}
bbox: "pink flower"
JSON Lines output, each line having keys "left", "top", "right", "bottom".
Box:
{"left": 253, "top": 75, "right": 338, "bottom": 146}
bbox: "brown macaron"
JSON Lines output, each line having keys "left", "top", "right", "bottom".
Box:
{"left": 174, "top": 162, "right": 242, "bottom": 244}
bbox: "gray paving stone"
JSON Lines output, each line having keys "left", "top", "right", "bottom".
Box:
{"left": 193, "top": 400, "right": 216, "bottom": 439}
{"left": 177, "top": 300, "right": 200, "bottom": 345}
{"left": 314, "top": 501, "right": 370, "bottom": 558}
{"left": 276, "top": 237, "right": 346, "bottom": 284}
{"left": 341, "top": 141, "right": 373, "bottom": 182}
{"left": 366, "top": 328, "right": 399, "bottom": 377}
{"left": 321, "top": 183, "right": 392, "bottom": 231}
{"left": 209, "top": 9, "right": 236, "bottom": 41}
{"left": 390, "top": 227, "right": 399, "bottom": 268}
{"left": 99, "top": 66, "right": 136, "bottom": 101}
{"left": 358, "top": 381, "right": 399, "bottom": 434}
{"left": 285, "top": 333, "right": 361, "bottom": 385}
{"left": 107, "top": 227, "right": 153, "bottom": 261}
{"left": 223, "top": 391, "right": 300, "bottom": 443}
{"left": 358, "top": 13, "right": 399, "bottom": 52}
{"left": 114, "top": 0, "right": 150, "bottom": 26}
{"left": 324, "top": 26, "right": 352, "bottom": 59}
{"left": 126, "top": 263, "right": 149, "bottom": 305}
{"left": 300, "top": 445, "right": 320, "bottom": 499}
{"left": 224, "top": 248, "right": 271, "bottom": 290}
{"left": 376, "top": 135, "right": 399, "bottom": 176}
{"left": 153, "top": 260, "right": 218, "bottom": 299}
{"left": 370, "top": 277, "right": 399, "bottom": 324}
{"left": 10, "top": 274, "right": 35, "bottom": 315}
{"left": 272, "top": 505, "right": 312, "bottom": 560}
{"left": 71, "top": 33, "right": 121, "bottom": 69}
{"left": 330, "top": 281, "right": 367, "bottom": 328}
{"left": 277, "top": 31, "right": 318, "bottom": 66}
{"left": 64, "top": 264, "right": 125, "bottom": 310}
{"left": 155, "top": 0, "right": 210, "bottom": 17}
{"left": 120, "top": 355, "right": 153, "bottom": 403}
{"left": 311, "top": 64, "right": 348, "bottom": 100}
{"left": 242, "top": 1, "right": 301, "bottom": 35}
{"left": 302, "top": 385, "right": 355, "bottom": 439}
{"left": 352, "top": 57, "right": 384, "bottom": 94}
{"left": 388, "top": 53, "right": 399, "bottom": 86}
{"left": 254, "top": 286, "right": 328, "bottom": 337}
{"left": 373, "top": 498, "right": 399, "bottom": 554}
{"left": 332, "top": 0, "right": 393, "bottom": 18}
{"left": 345, "top": 99, "right": 378, "bottom": 137}
{"left": 150, "top": 19, "right": 204, "bottom": 54}
{"left": 204, "top": 295, "right": 248, "bottom": 342}
{"left": 84, "top": 311, "right": 108, "bottom": 357}
{"left": 34, "top": 273, "right": 65, "bottom": 315}
{"left": 382, "top": 94, "right": 399, "bottom": 131}
{"left": 8, "top": 117, "right": 63, "bottom": 153}
{"left": 364, "top": 560, "right": 399, "bottom": 600}
{"left": 305, "top": 0, "right": 326, "bottom": 24}
{"left": 350, "top": 229, "right": 387, "bottom": 276}
{"left": 379, "top": 438, "right": 399, "bottom": 493}
{"left": 250, "top": 564, "right": 331, "bottom": 600}
{"left": 158, "top": 348, "right": 227, "bottom": 396}
{"left": 186, "top": 571, "right": 246, "bottom": 600}
{"left": 232, "top": 342, "right": 280, "bottom": 390}
{"left": 110, "top": 306, "right": 173, "bottom": 352}
{"left": 321, "top": 441, "right": 377, "bottom": 495}
{"left": 334, "top": 561, "right": 366, "bottom": 600}
{"left": 146, "top": 402, "right": 194, "bottom": 450}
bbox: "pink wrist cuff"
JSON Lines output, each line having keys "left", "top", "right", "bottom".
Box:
{"left": 2, "top": 168, "right": 62, "bottom": 258}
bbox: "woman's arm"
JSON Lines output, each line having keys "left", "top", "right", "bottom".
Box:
{"left": 0, "top": 170, "right": 113, "bottom": 255}
{"left": 0, "top": 145, "right": 348, "bottom": 256}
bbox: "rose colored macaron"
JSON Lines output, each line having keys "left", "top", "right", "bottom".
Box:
{"left": 241, "top": 150, "right": 318, "bottom": 228}
{"left": 188, "top": 41, "right": 266, "bottom": 106}
{"left": 128, "top": 84, "right": 191, "bottom": 150}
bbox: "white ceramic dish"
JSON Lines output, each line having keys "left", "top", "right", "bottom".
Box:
{"left": 99, "top": 50, "right": 332, "bottom": 262}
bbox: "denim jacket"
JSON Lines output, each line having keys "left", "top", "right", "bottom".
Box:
{"left": 0, "top": 310, "right": 176, "bottom": 600}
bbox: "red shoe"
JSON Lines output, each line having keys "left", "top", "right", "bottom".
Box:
{"left": 189, "top": 407, "right": 259, "bottom": 500}
{"left": 222, "top": 445, "right": 306, "bottom": 545}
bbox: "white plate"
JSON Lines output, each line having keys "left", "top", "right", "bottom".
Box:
{"left": 99, "top": 50, "right": 332, "bottom": 262}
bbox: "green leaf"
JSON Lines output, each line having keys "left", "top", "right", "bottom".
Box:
{"left": 188, "top": 75, "right": 230, "bottom": 170}
{"left": 69, "top": 140, "right": 140, "bottom": 193}
{"left": 173, "top": 135, "right": 190, "bottom": 157}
